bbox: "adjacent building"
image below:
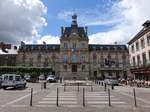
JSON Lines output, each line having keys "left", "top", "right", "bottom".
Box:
{"left": 16, "top": 14, "right": 129, "bottom": 80}
{"left": 128, "top": 20, "right": 150, "bottom": 81}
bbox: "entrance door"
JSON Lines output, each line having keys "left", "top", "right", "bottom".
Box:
{"left": 72, "top": 65, "right": 77, "bottom": 72}
{"left": 94, "top": 71, "right": 97, "bottom": 79}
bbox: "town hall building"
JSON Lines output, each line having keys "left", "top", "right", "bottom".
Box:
{"left": 17, "top": 14, "right": 129, "bottom": 80}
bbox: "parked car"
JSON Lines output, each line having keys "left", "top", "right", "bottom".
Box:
{"left": 1, "top": 74, "right": 26, "bottom": 90}
{"left": 39, "top": 74, "right": 45, "bottom": 80}
{"left": 104, "top": 78, "right": 119, "bottom": 86}
{"left": 0, "top": 76, "right": 2, "bottom": 88}
{"left": 24, "top": 74, "right": 31, "bottom": 82}
{"left": 46, "top": 75, "right": 57, "bottom": 83}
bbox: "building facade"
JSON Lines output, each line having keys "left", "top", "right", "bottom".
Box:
{"left": 17, "top": 14, "right": 129, "bottom": 80}
{"left": 128, "top": 20, "right": 150, "bottom": 81}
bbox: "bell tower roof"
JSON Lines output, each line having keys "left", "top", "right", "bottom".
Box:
{"left": 71, "top": 14, "right": 78, "bottom": 27}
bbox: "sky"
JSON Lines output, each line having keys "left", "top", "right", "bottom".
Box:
{"left": 0, "top": 0, "right": 150, "bottom": 45}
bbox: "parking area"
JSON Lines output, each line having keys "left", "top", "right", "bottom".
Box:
{"left": 0, "top": 82, "right": 150, "bottom": 112}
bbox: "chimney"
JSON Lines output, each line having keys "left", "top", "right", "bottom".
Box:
{"left": 142, "top": 20, "right": 150, "bottom": 29}
{"left": 61, "top": 27, "right": 64, "bottom": 35}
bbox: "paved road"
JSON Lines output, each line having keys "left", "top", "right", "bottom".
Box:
{"left": 0, "top": 82, "right": 150, "bottom": 112}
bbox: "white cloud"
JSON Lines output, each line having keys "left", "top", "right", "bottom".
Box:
{"left": 89, "top": 0, "right": 150, "bottom": 44}
{"left": 37, "top": 35, "right": 60, "bottom": 44}
{"left": 57, "top": 1, "right": 122, "bottom": 27}
{"left": 0, "top": 0, "right": 47, "bottom": 44}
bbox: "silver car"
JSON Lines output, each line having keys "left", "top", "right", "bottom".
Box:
{"left": 104, "top": 78, "right": 119, "bottom": 86}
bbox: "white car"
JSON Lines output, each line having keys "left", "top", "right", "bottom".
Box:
{"left": 1, "top": 74, "right": 26, "bottom": 89}
{"left": 46, "top": 75, "right": 56, "bottom": 82}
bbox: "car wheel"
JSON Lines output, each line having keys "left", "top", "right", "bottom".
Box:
{"left": 23, "top": 84, "right": 26, "bottom": 88}
{"left": 3, "top": 87, "right": 7, "bottom": 90}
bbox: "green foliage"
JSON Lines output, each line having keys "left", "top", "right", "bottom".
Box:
{"left": 0, "top": 66, "right": 52, "bottom": 77}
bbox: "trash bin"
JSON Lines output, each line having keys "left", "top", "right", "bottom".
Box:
{"left": 44, "top": 82, "right": 46, "bottom": 89}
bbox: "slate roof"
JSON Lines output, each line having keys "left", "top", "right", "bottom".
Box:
{"left": 61, "top": 27, "right": 88, "bottom": 38}
{"left": 128, "top": 20, "right": 150, "bottom": 45}
{"left": 89, "top": 44, "right": 128, "bottom": 51}
{"left": 19, "top": 44, "right": 60, "bottom": 52}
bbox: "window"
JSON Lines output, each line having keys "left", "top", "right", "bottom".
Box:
{"left": 132, "top": 56, "right": 136, "bottom": 66}
{"left": 37, "top": 53, "right": 41, "bottom": 60}
{"left": 149, "top": 51, "right": 150, "bottom": 62}
{"left": 122, "top": 54, "right": 126, "bottom": 66}
{"left": 63, "top": 56, "right": 68, "bottom": 63}
{"left": 147, "top": 35, "right": 150, "bottom": 46}
{"left": 136, "top": 41, "right": 139, "bottom": 51}
{"left": 141, "top": 39, "right": 145, "bottom": 49}
{"left": 16, "top": 76, "right": 21, "bottom": 81}
{"left": 142, "top": 53, "right": 146, "bottom": 65}
{"left": 81, "top": 55, "right": 86, "bottom": 63}
{"left": 43, "top": 58, "right": 48, "bottom": 67}
{"left": 64, "top": 43, "right": 68, "bottom": 49}
{"left": 131, "top": 45, "right": 134, "bottom": 53}
{"left": 81, "top": 43, "right": 85, "bottom": 48}
{"left": 100, "top": 55, "right": 104, "bottom": 67}
{"left": 29, "top": 58, "right": 33, "bottom": 66}
{"left": 72, "top": 43, "right": 76, "bottom": 49}
{"left": 9, "top": 76, "right": 13, "bottom": 81}
{"left": 137, "top": 55, "right": 140, "bottom": 66}
{"left": 63, "top": 65, "right": 67, "bottom": 71}
{"left": 93, "top": 52, "right": 97, "bottom": 60}
{"left": 82, "top": 65, "right": 85, "bottom": 71}
{"left": 72, "top": 55, "right": 78, "bottom": 63}
{"left": 22, "top": 54, "right": 26, "bottom": 66}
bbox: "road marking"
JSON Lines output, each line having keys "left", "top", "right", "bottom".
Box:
{"left": 85, "top": 96, "right": 115, "bottom": 98}
{"left": 142, "top": 105, "right": 150, "bottom": 108}
{"left": 46, "top": 96, "right": 76, "bottom": 98}
{"left": 43, "top": 98, "right": 76, "bottom": 101}
{"left": 86, "top": 98, "right": 120, "bottom": 101}
{"left": 39, "top": 101, "right": 77, "bottom": 104}
{"left": 35, "top": 104, "right": 80, "bottom": 107}
{"left": 11, "top": 105, "right": 27, "bottom": 107}
{"left": 87, "top": 101, "right": 126, "bottom": 104}
{"left": 0, "top": 90, "right": 39, "bottom": 108}
{"left": 115, "top": 90, "right": 150, "bottom": 104}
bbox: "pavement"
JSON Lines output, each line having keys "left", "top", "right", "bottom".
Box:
{"left": 0, "top": 82, "right": 150, "bottom": 112}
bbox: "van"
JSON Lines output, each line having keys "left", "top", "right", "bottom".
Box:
{"left": 1, "top": 74, "right": 26, "bottom": 90}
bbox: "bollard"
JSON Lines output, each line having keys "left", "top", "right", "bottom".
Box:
{"left": 102, "top": 81, "right": 103, "bottom": 86}
{"left": 30, "top": 88, "right": 33, "bottom": 106}
{"left": 83, "top": 88, "right": 85, "bottom": 107}
{"left": 78, "top": 83, "right": 79, "bottom": 92}
{"left": 64, "top": 83, "right": 66, "bottom": 92}
{"left": 104, "top": 83, "right": 107, "bottom": 91}
{"left": 133, "top": 88, "right": 137, "bottom": 107}
{"left": 108, "top": 88, "right": 111, "bottom": 107}
{"left": 91, "top": 85, "right": 93, "bottom": 92}
{"left": 44, "top": 82, "right": 46, "bottom": 89}
{"left": 111, "top": 84, "right": 114, "bottom": 90}
{"left": 56, "top": 88, "right": 59, "bottom": 106}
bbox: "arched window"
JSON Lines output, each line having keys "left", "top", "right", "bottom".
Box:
{"left": 63, "top": 56, "right": 68, "bottom": 63}
{"left": 72, "top": 55, "right": 78, "bottom": 63}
